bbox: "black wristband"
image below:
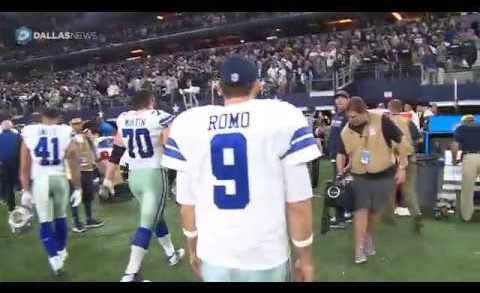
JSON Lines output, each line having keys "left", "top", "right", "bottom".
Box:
{"left": 109, "top": 145, "right": 126, "bottom": 164}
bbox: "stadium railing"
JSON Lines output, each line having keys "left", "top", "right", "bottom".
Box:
{"left": 307, "top": 65, "right": 354, "bottom": 94}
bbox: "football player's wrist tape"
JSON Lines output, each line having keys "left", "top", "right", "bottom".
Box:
{"left": 182, "top": 228, "right": 198, "bottom": 239}
{"left": 292, "top": 234, "right": 313, "bottom": 248}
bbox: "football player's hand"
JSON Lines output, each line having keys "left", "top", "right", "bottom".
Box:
{"left": 294, "top": 258, "right": 314, "bottom": 282}
{"left": 189, "top": 253, "right": 202, "bottom": 280}
{"left": 102, "top": 178, "right": 115, "bottom": 195}
{"left": 71, "top": 189, "right": 82, "bottom": 207}
{"left": 21, "top": 190, "right": 33, "bottom": 209}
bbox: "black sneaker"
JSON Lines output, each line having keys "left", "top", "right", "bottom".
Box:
{"left": 72, "top": 222, "right": 87, "bottom": 233}
{"left": 85, "top": 219, "right": 105, "bottom": 229}
{"left": 345, "top": 212, "right": 353, "bottom": 223}
{"left": 330, "top": 221, "right": 347, "bottom": 229}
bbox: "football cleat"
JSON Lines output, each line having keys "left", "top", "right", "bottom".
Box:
{"left": 8, "top": 206, "right": 34, "bottom": 235}
{"left": 167, "top": 248, "right": 185, "bottom": 267}
{"left": 120, "top": 273, "right": 150, "bottom": 282}
{"left": 58, "top": 249, "right": 69, "bottom": 263}
{"left": 48, "top": 255, "right": 64, "bottom": 276}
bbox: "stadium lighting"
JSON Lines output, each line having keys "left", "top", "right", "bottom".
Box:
{"left": 126, "top": 56, "right": 142, "bottom": 61}
{"left": 157, "top": 15, "right": 164, "bottom": 20}
{"left": 327, "top": 18, "right": 353, "bottom": 25}
{"left": 338, "top": 19, "right": 353, "bottom": 24}
{"left": 240, "top": 39, "right": 245, "bottom": 43}
{"left": 275, "top": 28, "right": 281, "bottom": 32}
{"left": 130, "top": 49, "right": 144, "bottom": 54}
{"left": 392, "top": 12, "right": 403, "bottom": 21}
{"left": 266, "top": 36, "right": 278, "bottom": 40}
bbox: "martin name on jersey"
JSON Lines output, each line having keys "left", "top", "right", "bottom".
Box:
{"left": 116, "top": 110, "right": 173, "bottom": 169}
{"left": 22, "top": 124, "right": 74, "bottom": 177}
{"left": 162, "top": 99, "right": 321, "bottom": 270}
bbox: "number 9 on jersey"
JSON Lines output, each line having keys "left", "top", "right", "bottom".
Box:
{"left": 210, "top": 133, "right": 250, "bottom": 210}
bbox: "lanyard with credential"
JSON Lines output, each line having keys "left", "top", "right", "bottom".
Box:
{"left": 360, "top": 122, "right": 370, "bottom": 165}
{"left": 361, "top": 122, "right": 370, "bottom": 148}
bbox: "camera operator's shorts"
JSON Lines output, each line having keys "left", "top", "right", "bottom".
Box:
{"left": 350, "top": 175, "right": 395, "bottom": 212}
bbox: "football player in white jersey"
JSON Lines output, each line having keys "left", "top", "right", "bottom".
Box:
{"left": 102, "top": 90, "right": 184, "bottom": 282}
{"left": 162, "top": 56, "right": 320, "bottom": 282}
{"left": 19, "top": 108, "right": 82, "bottom": 275}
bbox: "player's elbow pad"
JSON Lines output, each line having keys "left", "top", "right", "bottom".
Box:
{"left": 109, "top": 145, "right": 126, "bottom": 164}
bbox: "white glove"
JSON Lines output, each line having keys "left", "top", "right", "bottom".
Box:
{"left": 21, "top": 190, "right": 33, "bottom": 209}
{"left": 102, "top": 179, "right": 115, "bottom": 195}
{"left": 71, "top": 189, "right": 82, "bottom": 208}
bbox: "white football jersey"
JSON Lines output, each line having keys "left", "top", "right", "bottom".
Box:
{"left": 162, "top": 99, "right": 321, "bottom": 270}
{"left": 116, "top": 109, "right": 173, "bottom": 170}
{"left": 22, "top": 124, "right": 74, "bottom": 178}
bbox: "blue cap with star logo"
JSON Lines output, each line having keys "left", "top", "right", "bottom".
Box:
{"left": 220, "top": 55, "right": 258, "bottom": 86}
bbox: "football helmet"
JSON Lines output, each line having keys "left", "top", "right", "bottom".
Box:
{"left": 8, "top": 206, "right": 34, "bottom": 234}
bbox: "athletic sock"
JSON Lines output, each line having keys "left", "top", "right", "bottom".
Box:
{"left": 155, "top": 221, "right": 175, "bottom": 257}
{"left": 125, "top": 227, "right": 152, "bottom": 274}
{"left": 125, "top": 245, "right": 148, "bottom": 275}
{"left": 54, "top": 217, "right": 68, "bottom": 251}
{"left": 39, "top": 222, "right": 59, "bottom": 257}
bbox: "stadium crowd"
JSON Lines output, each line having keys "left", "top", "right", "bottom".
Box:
{"left": 0, "top": 12, "right": 300, "bottom": 63}
{"left": 0, "top": 13, "right": 478, "bottom": 117}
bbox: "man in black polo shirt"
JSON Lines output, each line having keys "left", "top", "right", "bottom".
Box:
{"left": 326, "top": 90, "right": 351, "bottom": 229}
{"left": 452, "top": 115, "right": 480, "bottom": 222}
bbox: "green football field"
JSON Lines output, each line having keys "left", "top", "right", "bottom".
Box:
{"left": 2, "top": 161, "right": 480, "bottom": 282}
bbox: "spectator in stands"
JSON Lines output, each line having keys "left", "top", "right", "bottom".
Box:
{"left": 421, "top": 46, "right": 438, "bottom": 85}
{"left": 107, "top": 81, "right": 120, "bottom": 98}
{"left": 379, "top": 45, "right": 396, "bottom": 78}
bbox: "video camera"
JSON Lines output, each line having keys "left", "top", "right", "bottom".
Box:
{"left": 326, "top": 173, "right": 354, "bottom": 212}
{"left": 320, "top": 171, "right": 354, "bottom": 235}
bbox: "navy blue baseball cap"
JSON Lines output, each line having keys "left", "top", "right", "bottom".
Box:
{"left": 220, "top": 56, "right": 258, "bottom": 86}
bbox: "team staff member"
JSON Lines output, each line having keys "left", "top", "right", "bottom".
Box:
{"left": 326, "top": 90, "right": 351, "bottom": 229}
{"left": 452, "top": 115, "right": 480, "bottom": 222}
{"left": 336, "top": 97, "right": 408, "bottom": 264}
{"left": 0, "top": 120, "right": 21, "bottom": 213}
{"left": 69, "top": 118, "right": 105, "bottom": 233}
{"left": 386, "top": 100, "right": 423, "bottom": 234}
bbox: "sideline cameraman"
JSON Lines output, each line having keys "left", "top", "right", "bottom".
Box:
{"left": 336, "top": 97, "right": 408, "bottom": 264}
